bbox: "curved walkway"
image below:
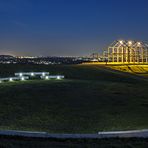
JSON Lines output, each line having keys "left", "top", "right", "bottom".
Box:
{"left": 0, "top": 129, "right": 148, "bottom": 139}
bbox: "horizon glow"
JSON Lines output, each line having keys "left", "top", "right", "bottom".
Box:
{"left": 0, "top": 0, "right": 148, "bottom": 56}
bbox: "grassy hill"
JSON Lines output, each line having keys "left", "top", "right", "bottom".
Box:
{"left": 107, "top": 64, "right": 148, "bottom": 77}
{"left": 0, "top": 64, "right": 147, "bottom": 133}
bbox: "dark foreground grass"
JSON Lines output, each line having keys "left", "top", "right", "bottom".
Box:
{"left": 0, "top": 64, "right": 147, "bottom": 133}
{"left": 0, "top": 136, "right": 148, "bottom": 148}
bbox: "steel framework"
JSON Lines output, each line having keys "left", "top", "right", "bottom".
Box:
{"left": 105, "top": 40, "right": 148, "bottom": 63}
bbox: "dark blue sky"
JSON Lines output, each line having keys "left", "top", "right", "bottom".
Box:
{"left": 0, "top": 0, "right": 148, "bottom": 56}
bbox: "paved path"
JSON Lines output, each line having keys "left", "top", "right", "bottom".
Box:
{"left": 0, "top": 129, "right": 148, "bottom": 139}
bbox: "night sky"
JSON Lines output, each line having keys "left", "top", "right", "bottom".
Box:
{"left": 0, "top": 0, "right": 148, "bottom": 56}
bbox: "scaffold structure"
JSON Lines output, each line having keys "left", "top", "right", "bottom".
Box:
{"left": 104, "top": 40, "right": 148, "bottom": 63}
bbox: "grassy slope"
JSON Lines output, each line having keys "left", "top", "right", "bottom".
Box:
{"left": 107, "top": 64, "right": 148, "bottom": 77}
{"left": 0, "top": 64, "right": 148, "bottom": 133}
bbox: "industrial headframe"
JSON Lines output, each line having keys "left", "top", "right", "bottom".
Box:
{"left": 104, "top": 40, "right": 148, "bottom": 63}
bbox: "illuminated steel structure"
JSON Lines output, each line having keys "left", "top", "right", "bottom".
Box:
{"left": 106, "top": 40, "right": 148, "bottom": 63}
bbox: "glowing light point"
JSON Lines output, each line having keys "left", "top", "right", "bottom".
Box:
{"left": 19, "top": 73, "right": 23, "bottom": 77}
{"left": 119, "top": 40, "right": 123, "bottom": 44}
{"left": 42, "top": 72, "right": 45, "bottom": 76}
{"left": 31, "top": 72, "right": 34, "bottom": 76}
{"left": 128, "top": 41, "right": 132, "bottom": 45}
{"left": 45, "top": 76, "right": 49, "bottom": 80}
{"left": 138, "top": 42, "right": 141, "bottom": 45}
{"left": 21, "top": 77, "right": 25, "bottom": 81}
{"left": 57, "top": 76, "right": 61, "bottom": 80}
{"left": 9, "top": 78, "right": 13, "bottom": 82}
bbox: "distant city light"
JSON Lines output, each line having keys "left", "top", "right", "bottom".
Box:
{"left": 17, "top": 56, "right": 37, "bottom": 59}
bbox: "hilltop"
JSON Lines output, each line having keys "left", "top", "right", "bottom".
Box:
{"left": 0, "top": 64, "right": 147, "bottom": 133}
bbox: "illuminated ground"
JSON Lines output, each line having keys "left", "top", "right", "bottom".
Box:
{"left": 107, "top": 64, "right": 148, "bottom": 77}
{"left": 0, "top": 64, "right": 148, "bottom": 133}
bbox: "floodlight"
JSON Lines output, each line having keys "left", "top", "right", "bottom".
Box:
{"left": 9, "top": 78, "right": 13, "bottom": 82}
{"left": 31, "top": 72, "right": 34, "bottom": 76}
{"left": 42, "top": 72, "right": 45, "bottom": 76}
{"left": 45, "top": 76, "right": 49, "bottom": 80}
{"left": 19, "top": 73, "right": 23, "bottom": 77}
{"left": 137, "top": 42, "right": 141, "bottom": 45}
{"left": 57, "top": 76, "right": 61, "bottom": 80}
{"left": 21, "top": 77, "right": 25, "bottom": 81}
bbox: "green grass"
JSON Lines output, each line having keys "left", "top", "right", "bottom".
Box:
{"left": 0, "top": 64, "right": 148, "bottom": 133}
{"left": 107, "top": 64, "right": 148, "bottom": 77}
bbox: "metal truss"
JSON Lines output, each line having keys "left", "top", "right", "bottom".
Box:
{"left": 104, "top": 40, "right": 148, "bottom": 63}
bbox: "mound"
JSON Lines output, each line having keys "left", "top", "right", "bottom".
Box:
{"left": 0, "top": 64, "right": 147, "bottom": 133}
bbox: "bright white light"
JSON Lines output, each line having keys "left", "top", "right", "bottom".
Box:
{"left": 57, "top": 76, "right": 61, "bottom": 80}
{"left": 31, "top": 72, "right": 34, "bottom": 76}
{"left": 45, "top": 76, "right": 49, "bottom": 80}
{"left": 119, "top": 40, "right": 123, "bottom": 44}
{"left": 9, "top": 78, "right": 13, "bottom": 82}
{"left": 128, "top": 41, "right": 132, "bottom": 45}
{"left": 21, "top": 77, "right": 25, "bottom": 81}
{"left": 138, "top": 42, "right": 141, "bottom": 45}
{"left": 42, "top": 72, "right": 45, "bottom": 76}
{"left": 19, "top": 73, "right": 23, "bottom": 77}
